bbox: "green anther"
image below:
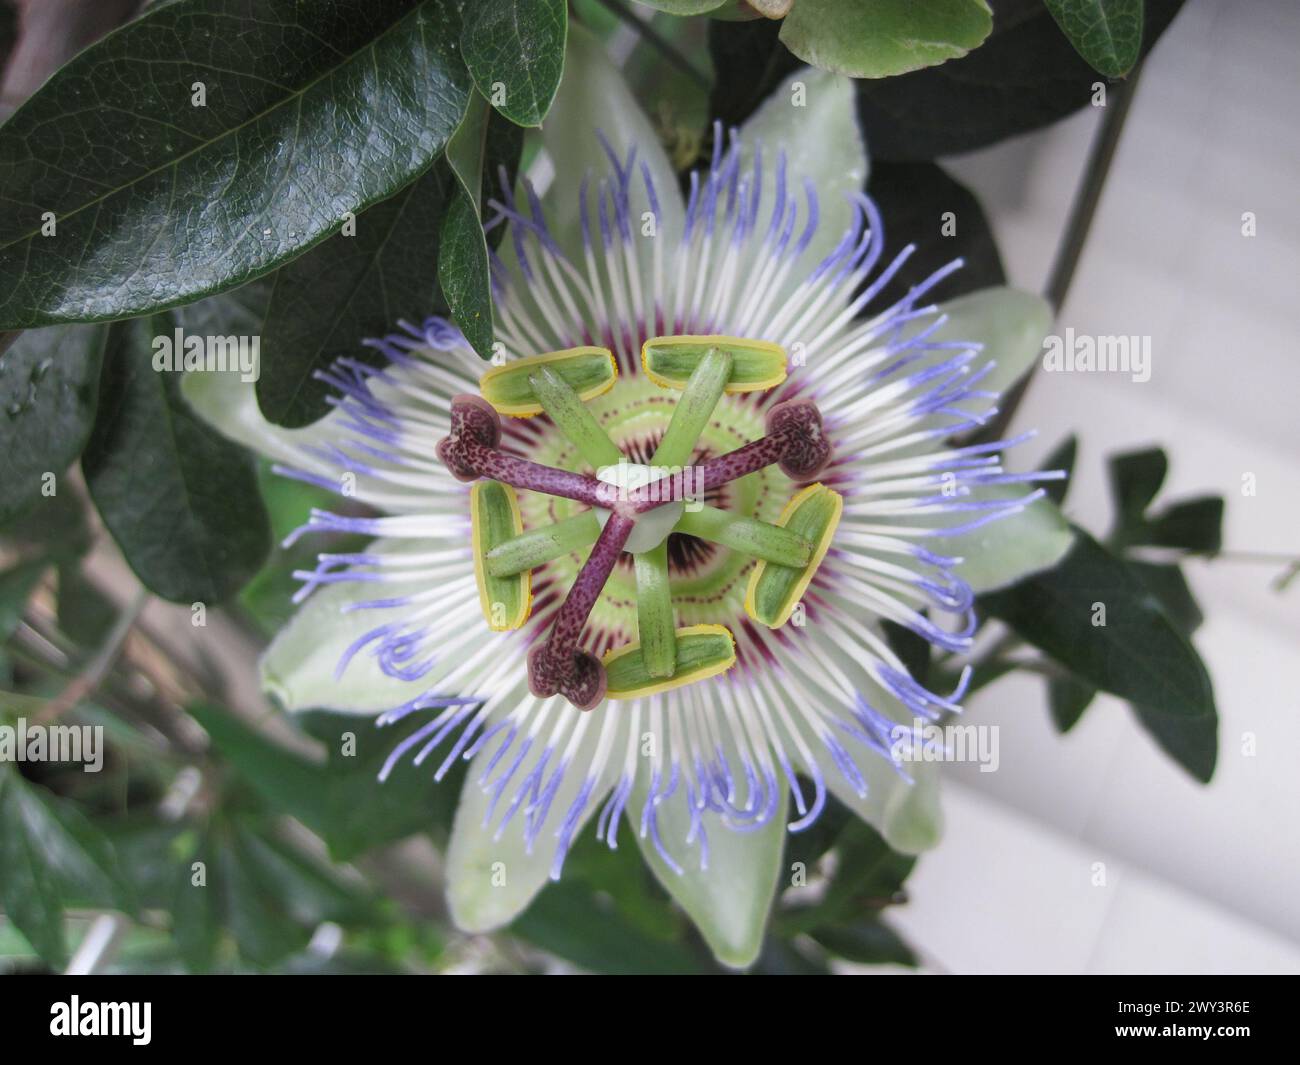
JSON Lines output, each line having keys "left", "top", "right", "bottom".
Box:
{"left": 530, "top": 366, "right": 623, "bottom": 469}
{"left": 633, "top": 541, "right": 676, "bottom": 678}
{"left": 650, "top": 347, "right": 733, "bottom": 469}
{"left": 485, "top": 510, "right": 600, "bottom": 577}
{"left": 675, "top": 504, "right": 813, "bottom": 568}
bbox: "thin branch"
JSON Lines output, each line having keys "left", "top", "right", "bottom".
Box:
{"left": 36, "top": 587, "right": 149, "bottom": 723}
{"left": 982, "top": 66, "right": 1145, "bottom": 442}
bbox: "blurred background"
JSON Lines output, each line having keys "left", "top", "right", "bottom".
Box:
{"left": 0, "top": 0, "right": 1296, "bottom": 975}
{"left": 899, "top": 0, "right": 1300, "bottom": 974}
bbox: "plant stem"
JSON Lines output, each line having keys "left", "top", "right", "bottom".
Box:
{"left": 982, "top": 64, "right": 1145, "bottom": 443}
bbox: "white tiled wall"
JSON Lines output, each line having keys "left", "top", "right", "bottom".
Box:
{"left": 908, "top": 0, "right": 1300, "bottom": 973}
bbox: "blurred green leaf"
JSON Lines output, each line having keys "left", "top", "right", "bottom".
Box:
{"left": 1043, "top": 0, "right": 1143, "bottom": 77}
{"left": 1108, "top": 447, "right": 1168, "bottom": 526}
{"left": 82, "top": 314, "right": 271, "bottom": 604}
{"left": 0, "top": 0, "right": 472, "bottom": 328}
{"left": 0, "top": 767, "right": 135, "bottom": 967}
{"left": 0, "top": 558, "right": 48, "bottom": 642}
{"left": 1130, "top": 701, "right": 1217, "bottom": 784}
{"left": 808, "top": 918, "right": 918, "bottom": 966}
{"left": 780, "top": 0, "right": 992, "bottom": 79}
{"left": 186, "top": 702, "right": 465, "bottom": 861}
{"left": 0, "top": 325, "right": 107, "bottom": 524}
{"left": 1132, "top": 497, "right": 1224, "bottom": 555}
{"left": 1041, "top": 434, "right": 1078, "bottom": 506}
{"left": 1048, "top": 673, "right": 1096, "bottom": 733}
{"left": 866, "top": 161, "right": 1005, "bottom": 306}
{"left": 780, "top": 820, "right": 914, "bottom": 936}
{"left": 982, "top": 530, "right": 1215, "bottom": 719}
{"left": 462, "top": 0, "right": 568, "bottom": 127}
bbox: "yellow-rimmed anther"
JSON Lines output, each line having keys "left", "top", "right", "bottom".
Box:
{"left": 479, "top": 347, "right": 617, "bottom": 417}
{"left": 471, "top": 480, "right": 532, "bottom": 630}
{"left": 603, "top": 623, "right": 737, "bottom": 699}
{"left": 641, "top": 335, "right": 787, "bottom": 393}
{"left": 745, "top": 483, "right": 842, "bottom": 629}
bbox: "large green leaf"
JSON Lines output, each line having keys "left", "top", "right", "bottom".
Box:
{"left": 981, "top": 529, "right": 1216, "bottom": 719}
{"left": 853, "top": 0, "right": 1185, "bottom": 161}
{"left": 1043, "top": 0, "right": 1143, "bottom": 77}
{"left": 0, "top": 767, "right": 135, "bottom": 967}
{"left": 438, "top": 98, "right": 506, "bottom": 359}
{"left": 926, "top": 485, "right": 1074, "bottom": 594}
{"left": 462, "top": 0, "right": 567, "bottom": 127}
{"left": 82, "top": 314, "right": 271, "bottom": 603}
{"left": 0, "top": 0, "right": 472, "bottom": 329}
{"left": 628, "top": 772, "right": 789, "bottom": 970}
{"left": 780, "top": 0, "right": 992, "bottom": 79}
{"left": 0, "top": 325, "right": 107, "bottom": 525}
{"left": 256, "top": 166, "right": 457, "bottom": 428}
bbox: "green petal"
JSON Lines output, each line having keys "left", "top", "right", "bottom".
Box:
{"left": 260, "top": 538, "right": 467, "bottom": 715}
{"left": 627, "top": 729, "right": 788, "bottom": 969}
{"left": 737, "top": 65, "right": 866, "bottom": 311}
{"left": 779, "top": 0, "right": 992, "bottom": 79}
{"left": 784, "top": 650, "right": 945, "bottom": 854}
{"left": 536, "top": 22, "right": 684, "bottom": 269}
{"left": 445, "top": 704, "right": 626, "bottom": 932}
{"left": 181, "top": 368, "right": 338, "bottom": 475}
{"left": 931, "top": 286, "right": 1051, "bottom": 399}
{"left": 931, "top": 485, "right": 1075, "bottom": 594}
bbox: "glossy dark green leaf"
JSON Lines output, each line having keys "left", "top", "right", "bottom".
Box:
{"left": 0, "top": 325, "right": 107, "bottom": 524}
{"left": 1043, "top": 0, "right": 1143, "bottom": 78}
{"left": 854, "top": 0, "right": 1185, "bottom": 161}
{"left": 439, "top": 98, "right": 521, "bottom": 358}
{"left": 808, "top": 919, "right": 918, "bottom": 966}
{"left": 708, "top": 15, "right": 801, "bottom": 129}
{"left": 1048, "top": 673, "right": 1096, "bottom": 732}
{"left": 462, "top": 0, "right": 567, "bottom": 127}
{"left": 0, "top": 0, "right": 472, "bottom": 329}
{"left": 82, "top": 314, "right": 271, "bottom": 604}
{"left": 256, "top": 165, "right": 457, "bottom": 427}
{"left": 981, "top": 530, "right": 1215, "bottom": 718}
{"left": 1131, "top": 701, "right": 1216, "bottom": 783}
{"left": 866, "top": 161, "right": 1005, "bottom": 308}
{"left": 779, "top": 0, "right": 993, "bottom": 80}
{"left": 0, "top": 767, "right": 136, "bottom": 967}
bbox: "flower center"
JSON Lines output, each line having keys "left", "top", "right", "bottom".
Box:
{"left": 439, "top": 339, "right": 841, "bottom": 710}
